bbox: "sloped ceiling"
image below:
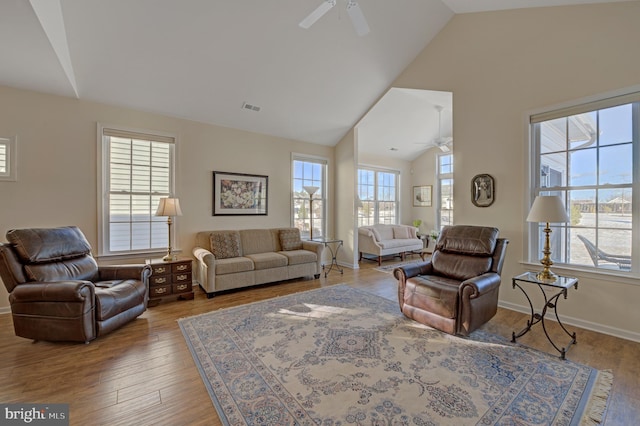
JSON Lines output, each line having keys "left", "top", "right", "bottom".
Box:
{"left": 0, "top": 0, "right": 632, "bottom": 161}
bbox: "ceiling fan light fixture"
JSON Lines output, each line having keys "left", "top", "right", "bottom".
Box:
{"left": 299, "top": 0, "right": 337, "bottom": 29}
{"left": 300, "top": 0, "right": 369, "bottom": 36}
{"left": 346, "top": 1, "right": 370, "bottom": 36}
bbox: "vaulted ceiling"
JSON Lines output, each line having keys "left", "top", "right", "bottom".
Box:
{"left": 0, "top": 0, "right": 630, "bottom": 161}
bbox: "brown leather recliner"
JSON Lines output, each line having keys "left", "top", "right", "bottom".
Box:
{"left": 394, "top": 225, "right": 508, "bottom": 336}
{"left": 0, "top": 226, "right": 151, "bottom": 343}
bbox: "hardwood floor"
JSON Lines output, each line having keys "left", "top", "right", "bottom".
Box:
{"left": 1, "top": 260, "right": 638, "bottom": 425}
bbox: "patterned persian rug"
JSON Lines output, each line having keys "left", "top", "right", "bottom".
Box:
{"left": 179, "top": 285, "right": 612, "bottom": 425}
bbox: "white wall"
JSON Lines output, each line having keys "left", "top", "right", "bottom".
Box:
{"left": 393, "top": 2, "right": 640, "bottom": 340}
{"left": 0, "top": 85, "right": 333, "bottom": 310}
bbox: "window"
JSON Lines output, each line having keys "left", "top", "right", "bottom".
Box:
{"left": 292, "top": 156, "right": 327, "bottom": 239}
{"left": 357, "top": 167, "right": 399, "bottom": 227}
{"left": 0, "top": 136, "right": 17, "bottom": 181}
{"left": 99, "top": 125, "right": 176, "bottom": 256}
{"left": 529, "top": 92, "right": 639, "bottom": 272}
{"left": 437, "top": 153, "right": 453, "bottom": 229}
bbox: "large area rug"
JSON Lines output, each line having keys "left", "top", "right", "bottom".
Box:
{"left": 179, "top": 285, "right": 612, "bottom": 425}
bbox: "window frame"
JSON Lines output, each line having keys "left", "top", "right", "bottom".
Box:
{"left": 97, "top": 124, "right": 177, "bottom": 258}
{"left": 436, "top": 153, "right": 453, "bottom": 230}
{"left": 291, "top": 154, "right": 328, "bottom": 240}
{"left": 357, "top": 166, "right": 400, "bottom": 227}
{"left": 527, "top": 90, "right": 640, "bottom": 277}
{"left": 0, "top": 135, "right": 17, "bottom": 181}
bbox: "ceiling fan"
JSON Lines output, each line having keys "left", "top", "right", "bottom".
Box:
{"left": 416, "top": 105, "right": 453, "bottom": 152}
{"left": 299, "top": 0, "right": 370, "bottom": 36}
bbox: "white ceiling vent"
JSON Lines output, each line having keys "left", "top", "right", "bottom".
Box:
{"left": 241, "top": 102, "right": 261, "bottom": 112}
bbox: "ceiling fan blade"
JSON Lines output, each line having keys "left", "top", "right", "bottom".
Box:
{"left": 346, "top": 1, "right": 370, "bottom": 36}
{"left": 299, "top": 0, "right": 337, "bottom": 29}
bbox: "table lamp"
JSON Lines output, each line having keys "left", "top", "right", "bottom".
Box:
{"left": 155, "top": 197, "right": 183, "bottom": 261}
{"left": 526, "top": 195, "right": 569, "bottom": 281}
{"left": 303, "top": 186, "right": 319, "bottom": 240}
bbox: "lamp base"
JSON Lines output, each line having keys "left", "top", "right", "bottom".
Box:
{"left": 535, "top": 269, "right": 557, "bottom": 282}
{"left": 162, "top": 248, "right": 176, "bottom": 262}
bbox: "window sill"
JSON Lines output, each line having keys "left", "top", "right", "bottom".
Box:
{"left": 519, "top": 261, "right": 640, "bottom": 287}
{"left": 96, "top": 249, "right": 183, "bottom": 263}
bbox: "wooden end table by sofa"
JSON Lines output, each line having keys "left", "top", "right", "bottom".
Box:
{"left": 146, "top": 257, "right": 195, "bottom": 306}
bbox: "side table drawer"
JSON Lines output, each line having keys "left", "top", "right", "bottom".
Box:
{"left": 150, "top": 264, "right": 171, "bottom": 275}
{"left": 173, "top": 271, "right": 192, "bottom": 283}
{"left": 150, "top": 275, "right": 171, "bottom": 286}
{"left": 150, "top": 284, "right": 172, "bottom": 297}
{"left": 173, "top": 281, "right": 192, "bottom": 294}
{"left": 172, "top": 262, "right": 192, "bottom": 273}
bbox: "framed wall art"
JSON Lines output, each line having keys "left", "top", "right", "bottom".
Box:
{"left": 413, "top": 185, "right": 432, "bottom": 207}
{"left": 471, "top": 174, "right": 495, "bottom": 207}
{"left": 213, "top": 171, "right": 268, "bottom": 215}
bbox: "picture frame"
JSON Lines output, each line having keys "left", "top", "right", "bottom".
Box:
{"left": 471, "top": 174, "right": 495, "bottom": 207}
{"left": 413, "top": 185, "right": 432, "bottom": 207}
{"left": 213, "top": 171, "right": 268, "bottom": 215}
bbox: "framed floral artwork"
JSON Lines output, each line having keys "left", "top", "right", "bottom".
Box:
{"left": 213, "top": 171, "right": 268, "bottom": 215}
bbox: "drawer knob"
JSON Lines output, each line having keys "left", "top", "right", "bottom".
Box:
{"left": 176, "top": 284, "right": 187, "bottom": 291}
{"left": 155, "top": 287, "right": 167, "bottom": 294}
{"left": 156, "top": 267, "right": 166, "bottom": 273}
{"left": 156, "top": 277, "right": 167, "bottom": 284}
{"left": 176, "top": 264, "right": 188, "bottom": 271}
{"left": 177, "top": 274, "right": 187, "bottom": 281}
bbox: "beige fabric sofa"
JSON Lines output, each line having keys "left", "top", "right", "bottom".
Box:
{"left": 358, "top": 224, "right": 424, "bottom": 265}
{"left": 193, "top": 228, "right": 323, "bottom": 298}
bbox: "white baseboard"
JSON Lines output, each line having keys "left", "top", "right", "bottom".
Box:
{"left": 498, "top": 300, "right": 640, "bottom": 343}
{"left": 0, "top": 307, "right": 11, "bottom": 315}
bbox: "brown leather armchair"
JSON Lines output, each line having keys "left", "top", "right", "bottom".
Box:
{"left": 394, "top": 225, "right": 508, "bottom": 336}
{"left": 0, "top": 226, "right": 151, "bottom": 343}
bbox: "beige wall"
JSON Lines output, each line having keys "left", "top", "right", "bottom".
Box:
{"left": 0, "top": 85, "right": 333, "bottom": 310}
{"left": 394, "top": 2, "right": 640, "bottom": 340}
{"left": 410, "top": 148, "right": 440, "bottom": 234}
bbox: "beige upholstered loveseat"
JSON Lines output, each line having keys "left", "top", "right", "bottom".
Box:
{"left": 193, "top": 228, "right": 323, "bottom": 298}
{"left": 358, "top": 224, "right": 424, "bottom": 265}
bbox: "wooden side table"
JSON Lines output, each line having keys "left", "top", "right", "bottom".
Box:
{"left": 146, "top": 257, "right": 194, "bottom": 306}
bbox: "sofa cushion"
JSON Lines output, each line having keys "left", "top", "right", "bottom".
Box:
{"left": 393, "top": 226, "right": 411, "bottom": 239}
{"left": 241, "top": 229, "right": 276, "bottom": 255}
{"left": 210, "top": 231, "right": 242, "bottom": 259}
{"left": 279, "top": 229, "right": 303, "bottom": 251}
{"left": 279, "top": 249, "right": 317, "bottom": 266}
{"left": 375, "top": 225, "right": 394, "bottom": 240}
{"left": 245, "top": 252, "right": 288, "bottom": 270}
{"left": 215, "top": 257, "right": 254, "bottom": 275}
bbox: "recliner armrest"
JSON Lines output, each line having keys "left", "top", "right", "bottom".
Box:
{"left": 393, "top": 261, "right": 433, "bottom": 281}
{"left": 98, "top": 264, "right": 151, "bottom": 281}
{"left": 9, "top": 281, "right": 95, "bottom": 303}
{"left": 460, "top": 273, "right": 502, "bottom": 298}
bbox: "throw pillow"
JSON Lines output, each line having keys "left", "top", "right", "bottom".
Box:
{"left": 280, "top": 228, "right": 303, "bottom": 251}
{"left": 393, "top": 226, "right": 411, "bottom": 239}
{"left": 210, "top": 231, "right": 242, "bottom": 259}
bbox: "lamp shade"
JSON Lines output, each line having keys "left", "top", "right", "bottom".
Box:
{"left": 155, "top": 197, "right": 183, "bottom": 217}
{"left": 303, "top": 186, "right": 319, "bottom": 197}
{"left": 526, "top": 195, "right": 569, "bottom": 223}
